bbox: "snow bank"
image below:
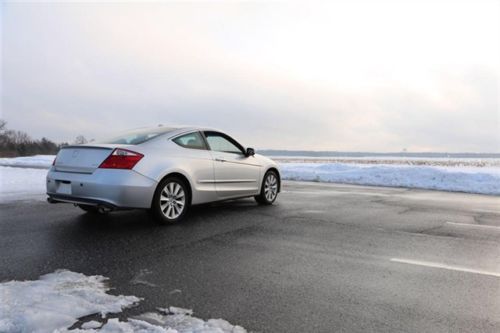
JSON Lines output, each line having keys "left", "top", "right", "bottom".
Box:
{"left": 0, "top": 156, "right": 53, "bottom": 203}
{"left": 0, "top": 155, "right": 54, "bottom": 169}
{"left": 0, "top": 270, "right": 247, "bottom": 333}
{"left": 1, "top": 156, "right": 499, "bottom": 200}
{"left": 0, "top": 166, "right": 48, "bottom": 203}
{"left": 271, "top": 156, "right": 500, "bottom": 168}
{"left": 280, "top": 163, "right": 500, "bottom": 195}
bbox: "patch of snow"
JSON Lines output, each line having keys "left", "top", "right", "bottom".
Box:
{"left": 59, "top": 318, "right": 176, "bottom": 333}
{"left": 1, "top": 270, "right": 247, "bottom": 333}
{"left": 0, "top": 270, "right": 140, "bottom": 333}
{"left": 130, "top": 312, "right": 247, "bottom": 333}
{"left": 0, "top": 155, "right": 54, "bottom": 169}
{"left": 0, "top": 166, "right": 48, "bottom": 203}
{"left": 162, "top": 306, "right": 194, "bottom": 316}
{"left": 280, "top": 162, "right": 500, "bottom": 195}
{"left": 81, "top": 321, "right": 102, "bottom": 329}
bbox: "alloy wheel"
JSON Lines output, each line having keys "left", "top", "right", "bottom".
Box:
{"left": 160, "top": 182, "right": 186, "bottom": 219}
{"left": 264, "top": 173, "right": 278, "bottom": 202}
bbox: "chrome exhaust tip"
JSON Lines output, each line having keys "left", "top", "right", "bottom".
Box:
{"left": 97, "top": 205, "right": 113, "bottom": 214}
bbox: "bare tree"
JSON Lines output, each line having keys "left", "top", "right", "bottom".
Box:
{"left": 9, "top": 130, "right": 31, "bottom": 145}
{"left": 74, "top": 135, "right": 88, "bottom": 145}
{"left": 0, "top": 121, "right": 60, "bottom": 157}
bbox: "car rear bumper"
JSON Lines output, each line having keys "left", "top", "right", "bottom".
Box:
{"left": 46, "top": 168, "right": 158, "bottom": 209}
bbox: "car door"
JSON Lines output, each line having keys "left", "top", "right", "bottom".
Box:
{"left": 171, "top": 131, "right": 218, "bottom": 203}
{"left": 203, "top": 131, "right": 261, "bottom": 199}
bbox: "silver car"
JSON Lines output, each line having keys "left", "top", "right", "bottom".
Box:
{"left": 46, "top": 126, "right": 280, "bottom": 223}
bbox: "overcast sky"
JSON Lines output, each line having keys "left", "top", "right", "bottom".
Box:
{"left": 1, "top": 0, "right": 499, "bottom": 152}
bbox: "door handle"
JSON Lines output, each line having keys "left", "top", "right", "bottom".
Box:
{"left": 215, "top": 158, "right": 226, "bottom": 162}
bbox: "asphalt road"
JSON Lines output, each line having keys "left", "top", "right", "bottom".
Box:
{"left": 1, "top": 181, "right": 500, "bottom": 332}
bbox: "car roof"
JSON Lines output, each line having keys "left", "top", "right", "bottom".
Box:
{"left": 156, "top": 125, "right": 224, "bottom": 136}
{"left": 143, "top": 125, "right": 247, "bottom": 147}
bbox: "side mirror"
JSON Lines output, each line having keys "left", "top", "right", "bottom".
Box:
{"left": 246, "top": 147, "right": 255, "bottom": 157}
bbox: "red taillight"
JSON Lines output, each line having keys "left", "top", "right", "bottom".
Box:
{"left": 99, "top": 148, "right": 144, "bottom": 169}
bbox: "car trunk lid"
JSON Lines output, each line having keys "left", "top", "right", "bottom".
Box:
{"left": 54, "top": 145, "right": 130, "bottom": 173}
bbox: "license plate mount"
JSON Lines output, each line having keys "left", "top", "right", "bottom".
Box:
{"left": 56, "top": 182, "right": 72, "bottom": 195}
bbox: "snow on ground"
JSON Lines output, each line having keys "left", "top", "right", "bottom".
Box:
{"left": 0, "top": 270, "right": 140, "bottom": 333}
{"left": 0, "top": 270, "right": 247, "bottom": 333}
{"left": 1, "top": 155, "right": 499, "bottom": 201}
{"left": 0, "top": 166, "right": 48, "bottom": 203}
{"left": 272, "top": 156, "right": 500, "bottom": 168}
{"left": 0, "top": 155, "right": 54, "bottom": 169}
{"left": 280, "top": 163, "right": 500, "bottom": 195}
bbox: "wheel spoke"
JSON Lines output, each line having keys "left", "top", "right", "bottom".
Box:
{"left": 173, "top": 184, "right": 181, "bottom": 196}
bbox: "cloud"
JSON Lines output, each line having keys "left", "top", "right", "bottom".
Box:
{"left": 2, "top": 1, "right": 499, "bottom": 152}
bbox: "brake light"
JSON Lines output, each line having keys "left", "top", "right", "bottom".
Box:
{"left": 99, "top": 149, "right": 144, "bottom": 169}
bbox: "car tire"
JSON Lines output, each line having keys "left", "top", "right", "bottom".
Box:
{"left": 151, "top": 176, "right": 190, "bottom": 224}
{"left": 255, "top": 170, "right": 279, "bottom": 205}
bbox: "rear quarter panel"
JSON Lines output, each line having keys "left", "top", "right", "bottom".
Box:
{"left": 132, "top": 139, "right": 217, "bottom": 204}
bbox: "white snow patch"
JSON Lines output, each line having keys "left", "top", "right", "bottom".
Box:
{"left": 162, "top": 306, "right": 194, "bottom": 316}
{"left": 131, "top": 311, "right": 247, "bottom": 333}
{"left": 280, "top": 162, "right": 500, "bottom": 195}
{"left": 0, "top": 270, "right": 140, "bottom": 333}
{"left": 81, "top": 321, "right": 102, "bottom": 329}
{"left": 66, "top": 312, "right": 247, "bottom": 333}
{"left": 0, "top": 166, "right": 48, "bottom": 203}
{"left": 1, "top": 270, "right": 247, "bottom": 333}
{"left": 0, "top": 155, "right": 54, "bottom": 169}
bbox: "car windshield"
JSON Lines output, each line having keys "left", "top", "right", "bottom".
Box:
{"left": 97, "top": 127, "right": 177, "bottom": 145}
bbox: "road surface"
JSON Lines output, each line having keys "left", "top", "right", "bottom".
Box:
{"left": 1, "top": 181, "right": 499, "bottom": 332}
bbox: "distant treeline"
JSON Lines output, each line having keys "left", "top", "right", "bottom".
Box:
{"left": 0, "top": 120, "right": 71, "bottom": 157}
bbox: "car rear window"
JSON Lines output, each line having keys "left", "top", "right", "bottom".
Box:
{"left": 97, "top": 127, "right": 176, "bottom": 145}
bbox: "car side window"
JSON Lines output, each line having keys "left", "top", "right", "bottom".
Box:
{"left": 204, "top": 132, "right": 243, "bottom": 154}
{"left": 173, "top": 132, "right": 207, "bottom": 150}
